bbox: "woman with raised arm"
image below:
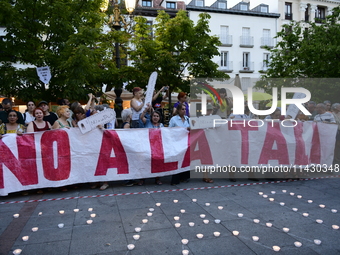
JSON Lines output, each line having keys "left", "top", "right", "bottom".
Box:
{"left": 26, "top": 108, "right": 51, "bottom": 133}
{"left": 138, "top": 104, "right": 163, "bottom": 185}
{"left": 130, "top": 87, "right": 144, "bottom": 128}
{"left": 0, "top": 110, "right": 26, "bottom": 138}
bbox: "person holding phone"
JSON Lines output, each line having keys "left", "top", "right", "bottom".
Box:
{"left": 152, "top": 86, "right": 169, "bottom": 110}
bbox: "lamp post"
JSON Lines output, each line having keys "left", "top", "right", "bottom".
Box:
{"left": 100, "top": 0, "right": 136, "bottom": 122}
{"left": 101, "top": 0, "right": 136, "bottom": 69}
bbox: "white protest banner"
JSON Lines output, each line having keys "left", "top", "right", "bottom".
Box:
{"left": 190, "top": 115, "right": 221, "bottom": 129}
{"left": 36, "top": 66, "right": 52, "bottom": 84}
{"left": 0, "top": 122, "right": 337, "bottom": 196}
{"left": 0, "top": 127, "right": 189, "bottom": 196}
{"left": 78, "top": 108, "right": 116, "bottom": 134}
{"left": 143, "top": 71, "right": 158, "bottom": 111}
{"left": 190, "top": 121, "right": 337, "bottom": 178}
{"left": 286, "top": 92, "right": 308, "bottom": 119}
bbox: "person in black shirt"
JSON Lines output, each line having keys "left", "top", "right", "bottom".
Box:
{"left": 0, "top": 98, "right": 25, "bottom": 125}
{"left": 37, "top": 100, "right": 58, "bottom": 126}
{"left": 152, "top": 86, "right": 169, "bottom": 110}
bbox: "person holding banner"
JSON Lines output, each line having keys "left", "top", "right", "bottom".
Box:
{"left": 52, "top": 105, "right": 73, "bottom": 129}
{"left": 72, "top": 106, "right": 86, "bottom": 128}
{"left": 121, "top": 108, "right": 138, "bottom": 187}
{"left": 140, "top": 103, "right": 164, "bottom": 129}
{"left": 169, "top": 103, "right": 190, "bottom": 130}
{"left": 314, "top": 103, "right": 336, "bottom": 123}
{"left": 137, "top": 104, "right": 164, "bottom": 185}
{"left": 26, "top": 108, "right": 52, "bottom": 132}
{"left": 22, "top": 101, "right": 36, "bottom": 126}
{"left": 131, "top": 87, "right": 145, "bottom": 128}
{"left": 0, "top": 110, "right": 26, "bottom": 138}
{"left": 170, "top": 103, "right": 191, "bottom": 185}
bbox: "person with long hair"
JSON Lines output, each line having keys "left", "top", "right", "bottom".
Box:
{"left": 138, "top": 104, "right": 163, "bottom": 185}
{"left": 169, "top": 103, "right": 192, "bottom": 185}
{"left": 214, "top": 88, "right": 232, "bottom": 118}
{"left": 26, "top": 108, "right": 52, "bottom": 132}
{"left": 169, "top": 103, "right": 190, "bottom": 130}
{"left": 23, "top": 100, "right": 36, "bottom": 126}
{"left": 0, "top": 110, "right": 25, "bottom": 138}
{"left": 130, "top": 87, "right": 144, "bottom": 128}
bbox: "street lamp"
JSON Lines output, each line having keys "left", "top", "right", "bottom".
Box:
{"left": 100, "top": 0, "right": 136, "bottom": 122}
{"left": 101, "top": 0, "right": 136, "bottom": 69}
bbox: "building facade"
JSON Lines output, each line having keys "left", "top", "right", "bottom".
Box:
{"left": 187, "top": 0, "right": 280, "bottom": 92}
{"left": 248, "top": 0, "right": 340, "bottom": 29}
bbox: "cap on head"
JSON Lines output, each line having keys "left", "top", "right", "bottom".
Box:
{"left": 38, "top": 100, "right": 48, "bottom": 107}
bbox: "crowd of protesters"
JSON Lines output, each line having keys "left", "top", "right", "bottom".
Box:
{"left": 0, "top": 86, "right": 193, "bottom": 191}
{"left": 1, "top": 87, "right": 339, "bottom": 193}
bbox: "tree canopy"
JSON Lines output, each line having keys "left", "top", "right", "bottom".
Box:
{"left": 256, "top": 6, "right": 340, "bottom": 103}
{"left": 0, "top": 0, "right": 127, "bottom": 102}
{"left": 129, "top": 10, "right": 229, "bottom": 94}
{"left": 0, "top": 3, "right": 228, "bottom": 102}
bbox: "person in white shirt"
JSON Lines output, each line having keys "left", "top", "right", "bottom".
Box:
{"left": 314, "top": 103, "right": 336, "bottom": 123}
{"left": 22, "top": 101, "right": 36, "bottom": 126}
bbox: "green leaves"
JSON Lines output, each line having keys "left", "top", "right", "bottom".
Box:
{"left": 129, "top": 10, "right": 228, "bottom": 93}
{"left": 257, "top": 6, "right": 340, "bottom": 102}
{"left": 0, "top": 0, "right": 116, "bottom": 101}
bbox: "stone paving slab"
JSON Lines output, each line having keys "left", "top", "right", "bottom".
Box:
{"left": 69, "top": 221, "right": 127, "bottom": 255}
{"left": 1, "top": 178, "right": 340, "bottom": 255}
{"left": 9, "top": 240, "right": 71, "bottom": 255}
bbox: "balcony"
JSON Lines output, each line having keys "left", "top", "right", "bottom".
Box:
{"left": 219, "top": 61, "right": 233, "bottom": 73}
{"left": 219, "top": 35, "right": 233, "bottom": 47}
{"left": 239, "top": 62, "right": 254, "bottom": 73}
{"left": 259, "top": 62, "right": 270, "bottom": 72}
{"left": 260, "top": 37, "right": 274, "bottom": 48}
{"left": 240, "top": 36, "right": 254, "bottom": 48}
{"left": 285, "top": 13, "right": 293, "bottom": 20}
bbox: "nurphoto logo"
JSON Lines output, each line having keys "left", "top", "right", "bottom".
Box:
{"left": 200, "top": 85, "right": 311, "bottom": 116}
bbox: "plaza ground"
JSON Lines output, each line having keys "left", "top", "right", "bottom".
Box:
{"left": 1, "top": 176, "right": 339, "bottom": 255}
